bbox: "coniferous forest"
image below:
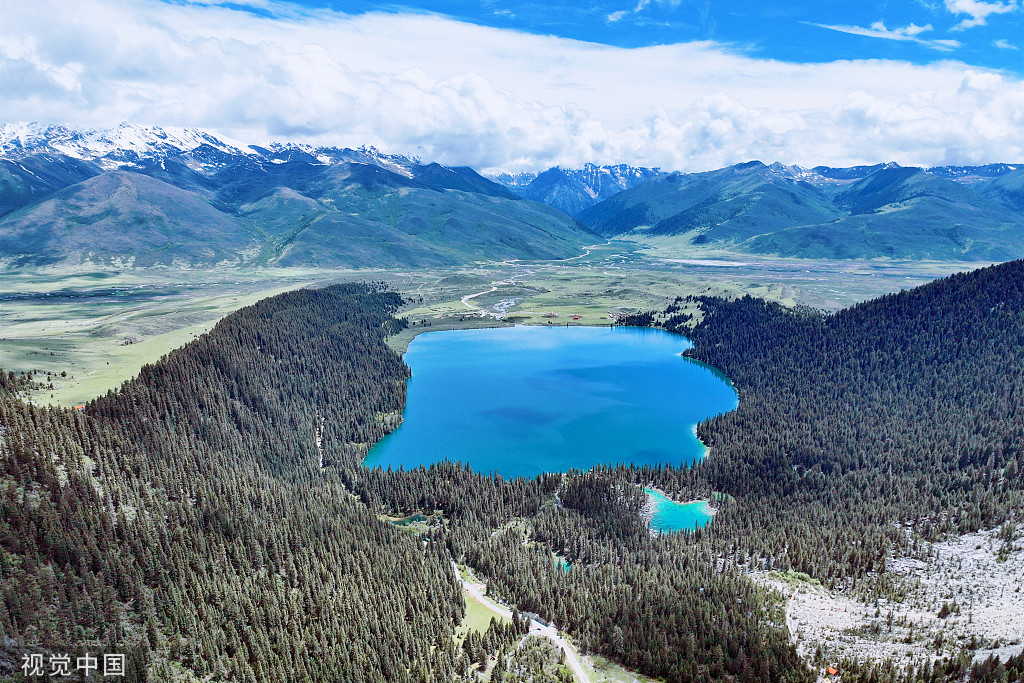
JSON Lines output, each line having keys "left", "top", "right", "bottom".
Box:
{"left": 2, "top": 260, "right": 1024, "bottom": 682}
{"left": 666, "top": 259, "right": 1024, "bottom": 586}
{"left": 1, "top": 285, "right": 466, "bottom": 681}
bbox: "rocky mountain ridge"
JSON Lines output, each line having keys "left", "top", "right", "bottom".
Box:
{"left": 0, "top": 123, "right": 593, "bottom": 269}
{"left": 577, "top": 160, "right": 1024, "bottom": 260}
{"left": 4, "top": 123, "right": 1024, "bottom": 265}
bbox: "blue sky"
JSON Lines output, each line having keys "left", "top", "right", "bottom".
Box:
{"left": 3, "top": 0, "right": 1024, "bottom": 171}
{"left": 271, "top": 0, "right": 1024, "bottom": 71}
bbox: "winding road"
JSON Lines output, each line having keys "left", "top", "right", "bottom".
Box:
{"left": 454, "top": 562, "right": 590, "bottom": 683}
{"left": 459, "top": 267, "right": 535, "bottom": 319}
{"left": 458, "top": 241, "right": 613, "bottom": 318}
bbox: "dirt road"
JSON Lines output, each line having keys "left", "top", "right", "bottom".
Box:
{"left": 454, "top": 562, "right": 590, "bottom": 683}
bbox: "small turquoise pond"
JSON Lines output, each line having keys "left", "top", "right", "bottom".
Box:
{"left": 364, "top": 325, "right": 737, "bottom": 479}
{"left": 644, "top": 488, "right": 714, "bottom": 533}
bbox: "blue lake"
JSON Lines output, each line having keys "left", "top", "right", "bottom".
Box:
{"left": 644, "top": 488, "right": 714, "bottom": 533}
{"left": 364, "top": 325, "right": 737, "bottom": 479}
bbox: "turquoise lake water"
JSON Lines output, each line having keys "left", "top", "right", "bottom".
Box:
{"left": 644, "top": 488, "right": 714, "bottom": 533}
{"left": 364, "top": 325, "right": 737, "bottom": 479}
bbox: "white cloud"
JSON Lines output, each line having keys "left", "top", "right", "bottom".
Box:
{"left": 2, "top": 0, "right": 1023, "bottom": 172}
{"left": 811, "top": 21, "right": 962, "bottom": 50}
{"left": 944, "top": 0, "right": 1018, "bottom": 29}
{"left": 873, "top": 21, "right": 933, "bottom": 37}
{"left": 995, "top": 38, "right": 1019, "bottom": 48}
{"left": 607, "top": 0, "right": 657, "bottom": 23}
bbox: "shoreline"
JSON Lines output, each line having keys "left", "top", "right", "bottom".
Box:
{"left": 642, "top": 486, "right": 718, "bottom": 534}
{"left": 691, "top": 423, "right": 709, "bottom": 461}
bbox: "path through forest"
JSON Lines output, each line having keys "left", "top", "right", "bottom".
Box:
{"left": 453, "top": 562, "right": 590, "bottom": 683}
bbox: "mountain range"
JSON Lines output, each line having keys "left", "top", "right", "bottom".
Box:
{"left": 0, "top": 123, "right": 593, "bottom": 268}
{"left": 489, "top": 163, "right": 663, "bottom": 217}
{"left": 3, "top": 123, "right": 1024, "bottom": 266}
{"left": 574, "top": 160, "right": 1024, "bottom": 260}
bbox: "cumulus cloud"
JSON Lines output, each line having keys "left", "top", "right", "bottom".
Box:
{"left": 945, "top": 0, "right": 1018, "bottom": 29}
{"left": 2, "top": 0, "right": 1024, "bottom": 172}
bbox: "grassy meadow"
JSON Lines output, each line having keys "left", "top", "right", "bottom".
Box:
{"left": 0, "top": 241, "right": 984, "bottom": 407}
{"left": 0, "top": 269, "right": 326, "bottom": 406}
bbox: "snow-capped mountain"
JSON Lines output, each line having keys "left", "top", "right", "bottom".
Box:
{"left": 488, "top": 171, "right": 537, "bottom": 192}
{"left": 0, "top": 122, "right": 418, "bottom": 176}
{"left": 491, "top": 162, "right": 663, "bottom": 217}
{"left": 927, "top": 163, "right": 1022, "bottom": 184}
{"left": 0, "top": 122, "right": 591, "bottom": 270}
{"left": 573, "top": 163, "right": 662, "bottom": 197}
{"left": 0, "top": 123, "right": 252, "bottom": 167}
{"left": 766, "top": 161, "right": 904, "bottom": 188}
{"left": 4, "top": 122, "right": 1023, "bottom": 268}
{"left": 768, "top": 161, "right": 1022, "bottom": 189}
{"left": 249, "top": 141, "right": 419, "bottom": 177}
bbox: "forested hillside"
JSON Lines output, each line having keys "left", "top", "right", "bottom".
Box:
{"left": 604, "top": 261, "right": 1024, "bottom": 682}
{"left": 358, "top": 463, "right": 809, "bottom": 683}
{"left": 4, "top": 264, "right": 1024, "bottom": 682}
{"left": 670, "top": 260, "right": 1024, "bottom": 587}
{"left": 1, "top": 281, "right": 813, "bottom": 683}
{"left": 1, "top": 282, "right": 812, "bottom": 683}
{"left": 0, "top": 285, "right": 466, "bottom": 682}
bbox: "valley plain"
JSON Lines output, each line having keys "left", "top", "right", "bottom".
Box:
{"left": 0, "top": 242, "right": 983, "bottom": 407}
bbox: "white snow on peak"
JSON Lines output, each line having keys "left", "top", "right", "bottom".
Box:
{"left": 0, "top": 123, "right": 426, "bottom": 178}
{"left": 767, "top": 162, "right": 821, "bottom": 183}
{"left": 0, "top": 122, "right": 256, "bottom": 166}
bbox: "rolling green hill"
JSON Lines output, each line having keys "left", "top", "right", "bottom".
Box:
{"left": 978, "top": 167, "right": 1024, "bottom": 214}
{"left": 577, "top": 161, "right": 842, "bottom": 242}
{"left": 0, "top": 154, "right": 100, "bottom": 218}
{"left": 238, "top": 161, "right": 595, "bottom": 267}
{"left": 743, "top": 167, "right": 1024, "bottom": 260}
{"left": 0, "top": 171, "right": 259, "bottom": 267}
{"left": 578, "top": 162, "right": 1024, "bottom": 260}
{"left": 0, "top": 156, "right": 594, "bottom": 268}
{"left": 411, "top": 162, "right": 519, "bottom": 198}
